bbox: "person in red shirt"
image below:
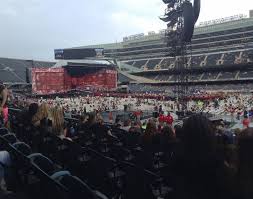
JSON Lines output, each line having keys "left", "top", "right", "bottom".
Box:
{"left": 158, "top": 113, "right": 165, "bottom": 123}
{"left": 165, "top": 112, "right": 174, "bottom": 126}
{"left": 243, "top": 116, "right": 250, "bottom": 129}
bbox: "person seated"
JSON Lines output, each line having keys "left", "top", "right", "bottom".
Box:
{"left": 236, "top": 128, "right": 253, "bottom": 199}
{"left": 173, "top": 114, "right": 231, "bottom": 199}
{"left": 0, "top": 151, "right": 11, "bottom": 190}
{"left": 160, "top": 126, "right": 175, "bottom": 142}
{"left": 81, "top": 112, "right": 114, "bottom": 140}
{"left": 32, "top": 103, "right": 49, "bottom": 127}
{"left": 129, "top": 121, "right": 142, "bottom": 134}
{"left": 18, "top": 103, "right": 39, "bottom": 126}
{"left": 120, "top": 120, "right": 131, "bottom": 132}
{"left": 141, "top": 119, "right": 157, "bottom": 150}
{"left": 49, "top": 106, "right": 66, "bottom": 137}
{"left": 77, "top": 114, "right": 88, "bottom": 132}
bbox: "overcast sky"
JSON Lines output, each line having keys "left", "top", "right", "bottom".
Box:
{"left": 0, "top": 0, "right": 252, "bottom": 61}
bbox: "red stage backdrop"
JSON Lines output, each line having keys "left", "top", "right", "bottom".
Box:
{"left": 32, "top": 68, "right": 117, "bottom": 95}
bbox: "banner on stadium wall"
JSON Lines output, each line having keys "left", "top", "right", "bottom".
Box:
{"left": 32, "top": 68, "right": 117, "bottom": 95}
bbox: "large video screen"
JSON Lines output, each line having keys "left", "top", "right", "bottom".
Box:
{"left": 54, "top": 48, "right": 104, "bottom": 60}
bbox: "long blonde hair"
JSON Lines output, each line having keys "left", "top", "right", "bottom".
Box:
{"left": 32, "top": 103, "right": 49, "bottom": 125}
{"left": 49, "top": 106, "right": 64, "bottom": 136}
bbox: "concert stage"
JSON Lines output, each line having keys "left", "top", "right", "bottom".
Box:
{"left": 31, "top": 60, "right": 117, "bottom": 95}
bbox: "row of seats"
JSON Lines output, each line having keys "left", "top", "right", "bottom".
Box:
{"left": 141, "top": 70, "right": 253, "bottom": 82}
{"left": 8, "top": 112, "right": 173, "bottom": 199}
{"left": 128, "top": 83, "right": 253, "bottom": 93}
{"left": 0, "top": 58, "right": 55, "bottom": 83}
{"left": 7, "top": 111, "right": 174, "bottom": 198}
{"left": 0, "top": 127, "right": 107, "bottom": 199}
{"left": 124, "top": 49, "right": 253, "bottom": 70}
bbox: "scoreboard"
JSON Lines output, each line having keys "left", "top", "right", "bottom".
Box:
{"left": 54, "top": 48, "right": 104, "bottom": 60}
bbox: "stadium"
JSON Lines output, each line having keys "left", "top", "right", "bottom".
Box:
{"left": 1, "top": 10, "right": 253, "bottom": 94}
{"left": 71, "top": 11, "right": 253, "bottom": 92}
{"left": 1, "top": 1, "right": 253, "bottom": 199}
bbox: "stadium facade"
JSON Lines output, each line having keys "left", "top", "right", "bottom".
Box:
{"left": 66, "top": 10, "right": 253, "bottom": 92}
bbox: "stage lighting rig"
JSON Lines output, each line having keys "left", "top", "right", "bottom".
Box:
{"left": 162, "top": 0, "right": 176, "bottom": 4}
{"left": 160, "top": 0, "right": 201, "bottom": 108}
{"left": 160, "top": 0, "right": 200, "bottom": 51}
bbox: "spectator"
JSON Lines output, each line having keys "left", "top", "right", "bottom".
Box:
{"left": 129, "top": 121, "right": 142, "bottom": 134}
{"left": 141, "top": 119, "right": 157, "bottom": 148}
{"left": 49, "top": 106, "right": 65, "bottom": 137}
{"left": 237, "top": 128, "right": 253, "bottom": 199}
{"left": 19, "top": 103, "right": 39, "bottom": 126}
{"left": 242, "top": 116, "right": 250, "bottom": 129}
{"left": 0, "top": 151, "right": 11, "bottom": 190}
{"left": 174, "top": 114, "right": 228, "bottom": 199}
{"left": 0, "top": 82, "right": 9, "bottom": 126}
{"left": 165, "top": 112, "right": 174, "bottom": 126}
{"left": 77, "top": 114, "right": 88, "bottom": 132}
{"left": 32, "top": 103, "right": 49, "bottom": 127}
{"left": 161, "top": 125, "right": 175, "bottom": 141}
{"left": 158, "top": 112, "right": 165, "bottom": 124}
{"left": 121, "top": 120, "right": 131, "bottom": 132}
{"left": 84, "top": 112, "right": 114, "bottom": 139}
{"left": 108, "top": 111, "right": 113, "bottom": 123}
{"left": 174, "top": 124, "right": 183, "bottom": 140}
{"left": 114, "top": 117, "right": 122, "bottom": 128}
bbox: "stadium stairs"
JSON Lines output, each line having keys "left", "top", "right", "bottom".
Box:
{"left": 117, "top": 69, "right": 158, "bottom": 84}
{"left": 117, "top": 60, "right": 159, "bottom": 83}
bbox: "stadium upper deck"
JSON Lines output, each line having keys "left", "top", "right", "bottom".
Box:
{"left": 73, "top": 11, "right": 253, "bottom": 61}
{"left": 0, "top": 58, "right": 55, "bottom": 84}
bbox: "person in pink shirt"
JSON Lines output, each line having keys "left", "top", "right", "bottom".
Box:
{"left": 0, "top": 82, "right": 9, "bottom": 126}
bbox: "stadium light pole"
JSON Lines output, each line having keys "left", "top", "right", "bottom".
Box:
{"left": 160, "top": 0, "right": 201, "bottom": 110}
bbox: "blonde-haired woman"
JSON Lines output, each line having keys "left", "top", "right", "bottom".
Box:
{"left": 49, "top": 106, "right": 65, "bottom": 137}
{"left": 32, "top": 103, "right": 49, "bottom": 126}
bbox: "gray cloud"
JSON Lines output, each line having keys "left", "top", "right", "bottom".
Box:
{"left": 0, "top": 0, "right": 251, "bottom": 60}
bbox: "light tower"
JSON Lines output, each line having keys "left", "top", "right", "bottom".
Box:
{"left": 160, "top": 0, "right": 201, "bottom": 109}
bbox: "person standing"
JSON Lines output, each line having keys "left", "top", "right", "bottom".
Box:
{"left": 242, "top": 116, "right": 250, "bottom": 129}
{"left": 0, "top": 82, "right": 9, "bottom": 126}
{"left": 108, "top": 111, "right": 113, "bottom": 123}
{"left": 165, "top": 112, "right": 174, "bottom": 127}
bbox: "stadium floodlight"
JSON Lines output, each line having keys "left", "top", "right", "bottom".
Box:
{"left": 160, "top": 0, "right": 201, "bottom": 44}
{"left": 167, "top": 2, "right": 176, "bottom": 9}
{"left": 193, "top": 0, "right": 201, "bottom": 23}
{"left": 159, "top": 9, "right": 182, "bottom": 22}
{"left": 162, "top": 0, "right": 176, "bottom": 4}
{"left": 167, "top": 17, "right": 179, "bottom": 28}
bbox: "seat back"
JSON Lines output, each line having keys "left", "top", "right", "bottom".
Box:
{"left": 3, "top": 133, "right": 17, "bottom": 144}
{"left": 28, "top": 153, "right": 55, "bottom": 175}
{"left": 59, "top": 175, "right": 96, "bottom": 199}
{"left": 13, "top": 142, "right": 32, "bottom": 156}
{"left": 0, "top": 127, "right": 9, "bottom": 136}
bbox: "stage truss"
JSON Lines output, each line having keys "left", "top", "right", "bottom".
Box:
{"left": 161, "top": 0, "right": 200, "bottom": 108}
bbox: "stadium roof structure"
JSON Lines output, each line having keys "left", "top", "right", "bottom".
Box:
{"left": 195, "top": 15, "right": 253, "bottom": 35}
{"left": 72, "top": 12, "right": 253, "bottom": 50}
{"left": 52, "top": 59, "right": 116, "bottom": 68}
